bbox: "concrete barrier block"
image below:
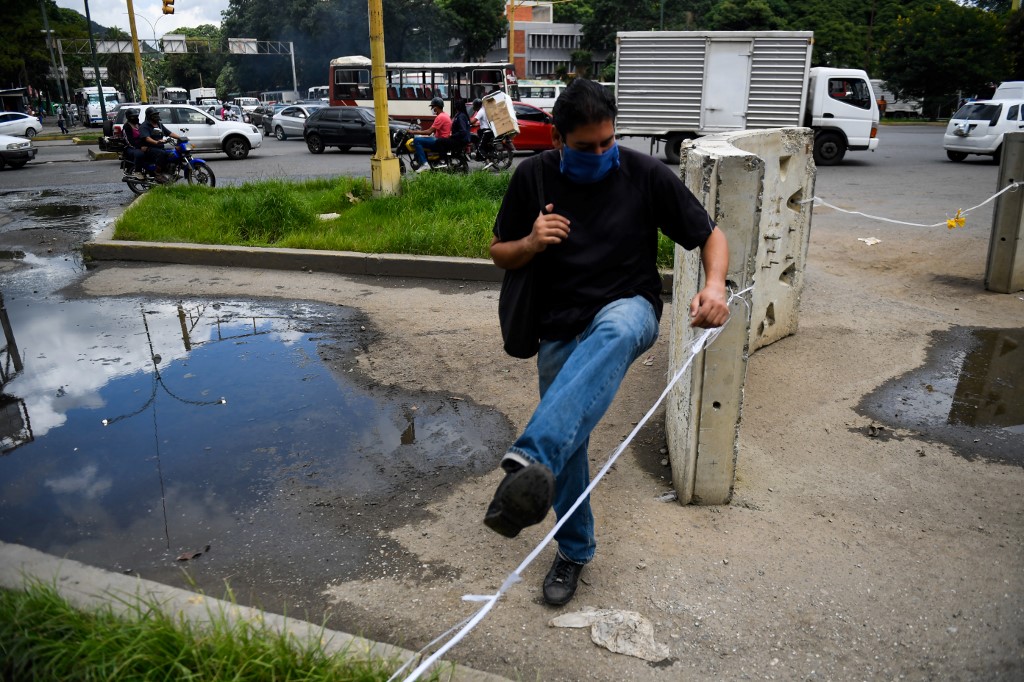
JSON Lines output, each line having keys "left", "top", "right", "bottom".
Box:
{"left": 667, "top": 128, "right": 815, "bottom": 505}
{"left": 729, "top": 129, "right": 816, "bottom": 350}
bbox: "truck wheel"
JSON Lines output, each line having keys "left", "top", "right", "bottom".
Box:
{"left": 946, "top": 150, "right": 967, "bottom": 162}
{"left": 224, "top": 136, "right": 251, "bottom": 160}
{"left": 813, "top": 132, "right": 846, "bottom": 166}
{"left": 992, "top": 145, "right": 1002, "bottom": 165}
{"left": 665, "top": 133, "right": 693, "bottom": 166}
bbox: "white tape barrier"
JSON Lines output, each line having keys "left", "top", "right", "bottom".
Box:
{"left": 806, "top": 181, "right": 1023, "bottom": 229}
{"left": 391, "top": 286, "right": 755, "bottom": 682}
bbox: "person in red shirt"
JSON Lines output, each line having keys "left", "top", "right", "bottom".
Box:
{"left": 410, "top": 97, "right": 451, "bottom": 172}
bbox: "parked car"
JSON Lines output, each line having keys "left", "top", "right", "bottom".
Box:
{"left": 0, "top": 112, "right": 42, "bottom": 138}
{"left": 269, "top": 104, "right": 322, "bottom": 140}
{"left": 0, "top": 133, "right": 36, "bottom": 169}
{"left": 248, "top": 105, "right": 276, "bottom": 131}
{"left": 943, "top": 99, "right": 1024, "bottom": 163}
{"left": 111, "top": 104, "right": 263, "bottom": 160}
{"left": 102, "top": 102, "right": 142, "bottom": 138}
{"left": 303, "top": 106, "right": 411, "bottom": 154}
{"left": 259, "top": 104, "right": 288, "bottom": 135}
{"left": 510, "top": 101, "right": 555, "bottom": 151}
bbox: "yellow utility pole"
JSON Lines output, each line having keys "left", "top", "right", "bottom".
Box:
{"left": 126, "top": 0, "right": 147, "bottom": 102}
{"left": 368, "top": 0, "right": 401, "bottom": 196}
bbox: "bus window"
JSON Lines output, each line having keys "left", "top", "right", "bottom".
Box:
{"left": 334, "top": 68, "right": 370, "bottom": 101}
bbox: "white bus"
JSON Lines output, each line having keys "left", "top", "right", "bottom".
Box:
{"left": 74, "top": 86, "right": 124, "bottom": 126}
{"left": 517, "top": 79, "right": 564, "bottom": 111}
{"left": 259, "top": 90, "right": 299, "bottom": 105}
{"left": 327, "top": 56, "right": 518, "bottom": 121}
{"left": 307, "top": 85, "right": 329, "bottom": 101}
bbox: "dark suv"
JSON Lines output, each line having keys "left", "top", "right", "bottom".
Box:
{"left": 303, "top": 106, "right": 410, "bottom": 154}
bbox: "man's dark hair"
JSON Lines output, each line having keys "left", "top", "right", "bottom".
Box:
{"left": 551, "top": 79, "right": 616, "bottom": 137}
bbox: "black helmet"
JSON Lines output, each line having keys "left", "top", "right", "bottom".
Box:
{"left": 125, "top": 108, "right": 140, "bottom": 122}
{"left": 429, "top": 96, "right": 444, "bottom": 110}
{"left": 473, "top": 98, "right": 482, "bottom": 109}
{"left": 145, "top": 108, "right": 160, "bottom": 121}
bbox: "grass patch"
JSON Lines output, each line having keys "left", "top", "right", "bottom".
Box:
{"left": 115, "top": 172, "right": 677, "bottom": 269}
{"left": 0, "top": 582, "right": 439, "bottom": 682}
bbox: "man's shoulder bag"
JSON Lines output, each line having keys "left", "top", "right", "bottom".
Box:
{"left": 497, "top": 154, "right": 546, "bottom": 359}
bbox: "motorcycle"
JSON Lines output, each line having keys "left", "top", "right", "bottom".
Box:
{"left": 393, "top": 129, "right": 469, "bottom": 174}
{"left": 469, "top": 130, "right": 515, "bottom": 172}
{"left": 114, "top": 138, "right": 216, "bottom": 196}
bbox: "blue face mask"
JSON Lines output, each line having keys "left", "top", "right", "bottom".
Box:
{"left": 559, "top": 141, "right": 620, "bottom": 184}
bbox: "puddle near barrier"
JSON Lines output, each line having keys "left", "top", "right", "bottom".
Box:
{"left": 0, "top": 295, "right": 513, "bottom": 608}
{"left": 858, "top": 327, "right": 1024, "bottom": 466}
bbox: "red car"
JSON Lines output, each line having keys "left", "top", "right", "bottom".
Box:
{"left": 510, "top": 101, "right": 555, "bottom": 151}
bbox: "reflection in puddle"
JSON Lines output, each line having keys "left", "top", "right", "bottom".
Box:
{"left": 0, "top": 295, "right": 512, "bottom": 604}
{"left": 859, "top": 327, "right": 1023, "bottom": 465}
{"left": 25, "top": 204, "right": 90, "bottom": 221}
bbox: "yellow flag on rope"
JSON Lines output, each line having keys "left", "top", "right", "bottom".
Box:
{"left": 947, "top": 208, "right": 965, "bottom": 230}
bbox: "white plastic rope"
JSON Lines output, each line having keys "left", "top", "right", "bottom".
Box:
{"left": 397, "top": 285, "right": 754, "bottom": 682}
{"left": 805, "top": 180, "right": 1023, "bottom": 229}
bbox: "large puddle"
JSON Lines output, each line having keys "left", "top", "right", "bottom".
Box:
{"left": 0, "top": 291, "right": 514, "bottom": 613}
{"left": 858, "top": 327, "right": 1023, "bottom": 466}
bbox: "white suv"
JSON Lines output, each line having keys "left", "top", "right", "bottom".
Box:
{"left": 943, "top": 99, "right": 1024, "bottom": 164}
{"left": 113, "top": 104, "right": 263, "bottom": 160}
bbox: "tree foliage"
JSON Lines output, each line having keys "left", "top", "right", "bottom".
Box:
{"left": 879, "top": 1, "right": 1012, "bottom": 102}
{"left": 3, "top": 0, "right": 1020, "bottom": 108}
{"left": 438, "top": 0, "right": 507, "bottom": 61}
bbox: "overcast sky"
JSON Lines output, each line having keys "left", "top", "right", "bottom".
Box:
{"left": 55, "top": 0, "right": 230, "bottom": 38}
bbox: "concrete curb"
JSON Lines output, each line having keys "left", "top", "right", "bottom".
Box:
{"left": 87, "top": 148, "right": 119, "bottom": 161}
{"left": 85, "top": 221, "right": 505, "bottom": 283}
{"left": 0, "top": 541, "right": 510, "bottom": 682}
{"left": 85, "top": 220, "right": 675, "bottom": 289}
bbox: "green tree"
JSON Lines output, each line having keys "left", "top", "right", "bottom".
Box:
{"left": 879, "top": 1, "right": 1011, "bottom": 110}
{"left": 162, "top": 25, "right": 225, "bottom": 93}
{"left": 438, "top": 0, "right": 506, "bottom": 61}
{"left": 703, "top": 0, "right": 785, "bottom": 30}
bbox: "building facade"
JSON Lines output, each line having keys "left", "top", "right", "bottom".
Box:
{"left": 484, "top": 2, "right": 609, "bottom": 80}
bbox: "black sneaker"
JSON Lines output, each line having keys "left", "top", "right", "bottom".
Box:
{"left": 483, "top": 461, "right": 554, "bottom": 538}
{"left": 543, "top": 553, "right": 585, "bottom": 606}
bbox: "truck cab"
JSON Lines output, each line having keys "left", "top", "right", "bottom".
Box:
{"left": 806, "top": 68, "right": 879, "bottom": 165}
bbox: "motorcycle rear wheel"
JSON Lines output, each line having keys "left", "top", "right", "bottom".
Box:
{"left": 187, "top": 161, "right": 216, "bottom": 188}
{"left": 125, "top": 178, "right": 149, "bottom": 196}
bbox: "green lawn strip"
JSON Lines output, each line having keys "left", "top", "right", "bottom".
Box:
{"left": 114, "top": 172, "right": 677, "bottom": 269}
{"left": 0, "top": 583, "right": 438, "bottom": 682}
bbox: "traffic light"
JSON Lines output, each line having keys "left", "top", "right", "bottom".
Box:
{"left": 162, "top": 0, "right": 174, "bottom": 15}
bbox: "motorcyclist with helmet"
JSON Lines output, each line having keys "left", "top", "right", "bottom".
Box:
{"left": 120, "top": 108, "right": 147, "bottom": 179}
{"left": 139, "top": 108, "right": 186, "bottom": 182}
{"left": 409, "top": 96, "right": 451, "bottom": 173}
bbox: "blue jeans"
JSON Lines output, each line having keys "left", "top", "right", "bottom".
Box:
{"left": 413, "top": 136, "right": 444, "bottom": 165}
{"left": 505, "top": 296, "right": 659, "bottom": 564}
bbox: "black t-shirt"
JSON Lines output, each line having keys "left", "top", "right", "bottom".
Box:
{"left": 492, "top": 146, "right": 715, "bottom": 340}
{"left": 451, "top": 110, "right": 471, "bottom": 144}
{"left": 139, "top": 121, "right": 170, "bottom": 146}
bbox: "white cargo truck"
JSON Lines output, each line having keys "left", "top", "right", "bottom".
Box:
{"left": 189, "top": 87, "right": 218, "bottom": 104}
{"left": 870, "top": 79, "right": 923, "bottom": 119}
{"left": 157, "top": 86, "right": 189, "bottom": 104}
{"left": 614, "top": 31, "right": 880, "bottom": 166}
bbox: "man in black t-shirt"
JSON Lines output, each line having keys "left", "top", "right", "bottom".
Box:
{"left": 485, "top": 79, "right": 730, "bottom": 606}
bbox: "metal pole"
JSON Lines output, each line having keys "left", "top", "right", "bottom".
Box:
{"left": 57, "top": 38, "right": 72, "bottom": 117}
{"left": 125, "top": 0, "right": 148, "bottom": 103}
{"left": 367, "top": 0, "right": 401, "bottom": 196}
{"left": 83, "top": 0, "right": 107, "bottom": 123}
{"left": 289, "top": 42, "right": 298, "bottom": 97}
{"left": 39, "top": 0, "right": 66, "bottom": 106}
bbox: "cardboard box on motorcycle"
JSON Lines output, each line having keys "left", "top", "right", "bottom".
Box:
{"left": 482, "top": 92, "right": 519, "bottom": 137}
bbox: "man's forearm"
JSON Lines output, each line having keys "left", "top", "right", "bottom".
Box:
{"left": 700, "top": 227, "right": 729, "bottom": 288}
